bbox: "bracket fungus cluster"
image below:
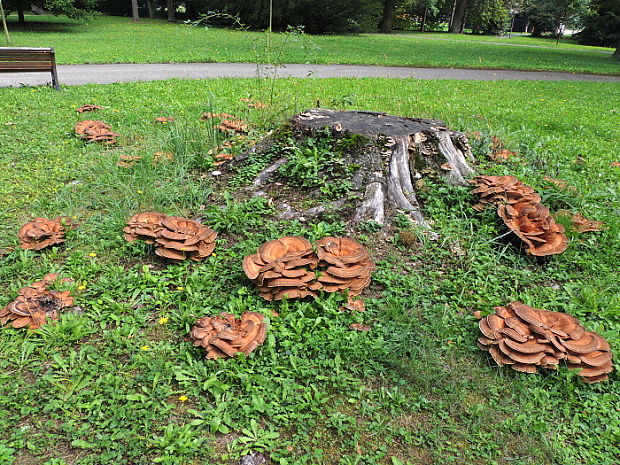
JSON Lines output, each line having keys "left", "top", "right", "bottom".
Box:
{"left": 244, "top": 236, "right": 320, "bottom": 301}
{"left": 478, "top": 301, "right": 613, "bottom": 383}
{"left": 18, "top": 217, "right": 73, "bottom": 250}
{"left": 471, "top": 175, "right": 568, "bottom": 256}
{"left": 189, "top": 312, "right": 266, "bottom": 359}
{"left": 75, "top": 120, "right": 119, "bottom": 144}
{"left": 243, "top": 236, "right": 373, "bottom": 301}
{"left": 315, "top": 237, "right": 373, "bottom": 295}
{"left": 124, "top": 212, "right": 217, "bottom": 262}
{"left": 201, "top": 112, "right": 248, "bottom": 134}
{"left": 0, "top": 274, "right": 73, "bottom": 329}
{"left": 555, "top": 210, "right": 605, "bottom": 233}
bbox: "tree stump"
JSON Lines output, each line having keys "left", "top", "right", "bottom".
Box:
{"left": 247, "top": 109, "right": 475, "bottom": 228}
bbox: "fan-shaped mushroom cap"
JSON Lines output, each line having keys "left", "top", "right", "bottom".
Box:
{"left": 498, "top": 201, "right": 568, "bottom": 256}
{"left": 123, "top": 212, "right": 167, "bottom": 243}
{"left": 18, "top": 217, "right": 70, "bottom": 250}
{"left": 243, "top": 254, "right": 264, "bottom": 280}
{"left": 500, "top": 327, "right": 529, "bottom": 343}
{"left": 188, "top": 312, "right": 267, "bottom": 359}
{"left": 579, "top": 351, "right": 612, "bottom": 367}
{"left": 258, "top": 239, "right": 288, "bottom": 262}
{"left": 561, "top": 331, "right": 601, "bottom": 354}
{"left": 489, "top": 346, "right": 513, "bottom": 366}
{"left": 499, "top": 340, "right": 545, "bottom": 364}
{"left": 75, "top": 120, "right": 119, "bottom": 144}
{"left": 479, "top": 318, "right": 502, "bottom": 340}
{"left": 511, "top": 364, "right": 538, "bottom": 374}
{"left": 155, "top": 247, "right": 187, "bottom": 261}
{"left": 470, "top": 175, "right": 542, "bottom": 210}
{"left": 503, "top": 338, "right": 548, "bottom": 354}
{"left": 567, "top": 363, "right": 613, "bottom": 378}
{"left": 1, "top": 274, "right": 73, "bottom": 330}
{"left": 478, "top": 301, "right": 613, "bottom": 383}
{"left": 148, "top": 216, "right": 217, "bottom": 262}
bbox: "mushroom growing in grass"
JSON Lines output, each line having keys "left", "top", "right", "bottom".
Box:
{"left": 470, "top": 175, "right": 568, "bottom": 256}
{"left": 243, "top": 236, "right": 319, "bottom": 301}
{"left": 0, "top": 274, "right": 74, "bottom": 330}
{"left": 18, "top": 217, "right": 73, "bottom": 250}
{"left": 74, "top": 120, "right": 119, "bottom": 144}
{"left": 189, "top": 312, "right": 267, "bottom": 360}
{"left": 477, "top": 301, "right": 613, "bottom": 383}
{"left": 123, "top": 213, "right": 217, "bottom": 262}
{"left": 243, "top": 236, "right": 374, "bottom": 301}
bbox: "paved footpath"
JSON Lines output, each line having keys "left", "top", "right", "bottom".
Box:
{"left": 1, "top": 62, "right": 619, "bottom": 87}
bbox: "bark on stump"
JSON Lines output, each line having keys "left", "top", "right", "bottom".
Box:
{"left": 248, "top": 109, "right": 475, "bottom": 228}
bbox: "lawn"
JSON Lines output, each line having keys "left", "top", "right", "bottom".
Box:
{"left": 3, "top": 15, "right": 620, "bottom": 75}
{"left": 392, "top": 31, "right": 614, "bottom": 52}
{"left": 0, "top": 77, "right": 618, "bottom": 465}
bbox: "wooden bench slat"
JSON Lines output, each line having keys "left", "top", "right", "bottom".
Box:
{"left": 1, "top": 57, "right": 54, "bottom": 62}
{"left": 0, "top": 65, "right": 54, "bottom": 71}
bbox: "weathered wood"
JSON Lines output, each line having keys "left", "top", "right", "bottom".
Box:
{"left": 247, "top": 109, "right": 475, "bottom": 228}
{"left": 0, "top": 47, "right": 60, "bottom": 89}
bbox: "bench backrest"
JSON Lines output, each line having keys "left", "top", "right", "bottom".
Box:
{"left": 0, "top": 47, "right": 55, "bottom": 73}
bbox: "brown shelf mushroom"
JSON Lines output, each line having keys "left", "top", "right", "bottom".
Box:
{"left": 123, "top": 212, "right": 167, "bottom": 244}
{"left": 498, "top": 201, "right": 568, "bottom": 256}
{"left": 243, "top": 236, "right": 319, "bottom": 301}
{"left": 154, "top": 216, "right": 217, "bottom": 262}
{"left": 123, "top": 213, "right": 217, "bottom": 262}
{"left": 0, "top": 274, "right": 74, "bottom": 330}
{"left": 243, "top": 236, "right": 373, "bottom": 301}
{"left": 315, "top": 237, "right": 374, "bottom": 296}
{"left": 200, "top": 112, "right": 248, "bottom": 133}
{"left": 477, "top": 301, "right": 613, "bottom": 383}
{"left": 18, "top": 217, "right": 73, "bottom": 250}
{"left": 555, "top": 210, "right": 605, "bottom": 233}
{"left": 75, "top": 120, "right": 120, "bottom": 144}
{"left": 189, "top": 312, "right": 267, "bottom": 359}
{"left": 470, "top": 175, "right": 568, "bottom": 256}
{"left": 470, "top": 175, "right": 541, "bottom": 212}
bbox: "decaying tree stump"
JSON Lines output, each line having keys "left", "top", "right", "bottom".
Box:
{"left": 247, "top": 109, "right": 475, "bottom": 228}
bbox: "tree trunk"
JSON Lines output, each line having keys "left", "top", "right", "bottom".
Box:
{"left": 613, "top": 37, "right": 620, "bottom": 59}
{"left": 244, "top": 109, "right": 475, "bottom": 229}
{"left": 131, "top": 0, "right": 139, "bottom": 22}
{"left": 167, "top": 0, "right": 175, "bottom": 22}
{"left": 146, "top": 0, "right": 154, "bottom": 19}
{"left": 380, "top": 0, "right": 396, "bottom": 34}
{"left": 0, "top": 0, "right": 11, "bottom": 44}
{"left": 420, "top": 5, "right": 428, "bottom": 32}
{"left": 16, "top": 0, "right": 25, "bottom": 24}
{"left": 449, "top": 0, "right": 468, "bottom": 33}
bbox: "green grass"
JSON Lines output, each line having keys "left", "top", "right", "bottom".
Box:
{"left": 392, "top": 31, "right": 614, "bottom": 52}
{"left": 0, "top": 77, "right": 619, "bottom": 465}
{"left": 4, "top": 15, "right": 620, "bottom": 75}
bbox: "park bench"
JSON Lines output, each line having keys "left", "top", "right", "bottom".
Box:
{"left": 0, "top": 47, "right": 60, "bottom": 90}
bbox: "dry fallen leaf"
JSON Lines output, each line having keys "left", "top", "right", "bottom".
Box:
{"left": 240, "top": 98, "right": 267, "bottom": 109}
{"left": 154, "top": 151, "right": 174, "bottom": 164}
{"left": 117, "top": 154, "right": 142, "bottom": 167}
{"left": 349, "top": 323, "right": 371, "bottom": 331}
{"left": 611, "top": 162, "right": 620, "bottom": 168}
{"left": 154, "top": 116, "right": 174, "bottom": 124}
{"left": 76, "top": 105, "right": 102, "bottom": 113}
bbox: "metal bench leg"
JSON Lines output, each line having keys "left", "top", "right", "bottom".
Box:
{"left": 50, "top": 48, "right": 61, "bottom": 90}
